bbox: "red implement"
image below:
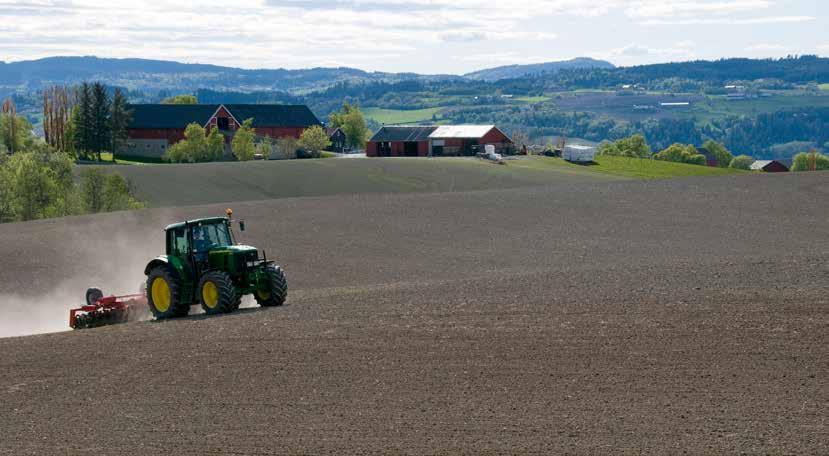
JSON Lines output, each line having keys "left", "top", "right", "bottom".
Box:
{"left": 70, "top": 291, "right": 148, "bottom": 330}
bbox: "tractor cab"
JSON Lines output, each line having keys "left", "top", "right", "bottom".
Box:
{"left": 165, "top": 217, "right": 237, "bottom": 259}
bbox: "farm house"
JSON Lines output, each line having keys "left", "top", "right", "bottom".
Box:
{"left": 366, "top": 125, "right": 512, "bottom": 157}
{"left": 750, "top": 160, "right": 790, "bottom": 172}
{"left": 123, "top": 104, "right": 321, "bottom": 158}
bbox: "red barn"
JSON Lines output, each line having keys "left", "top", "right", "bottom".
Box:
{"left": 123, "top": 103, "right": 320, "bottom": 158}
{"left": 366, "top": 125, "right": 512, "bottom": 157}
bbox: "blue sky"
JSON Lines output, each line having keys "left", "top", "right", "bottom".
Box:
{"left": 0, "top": 0, "right": 826, "bottom": 74}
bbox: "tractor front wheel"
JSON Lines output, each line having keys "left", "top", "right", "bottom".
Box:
{"left": 198, "top": 270, "right": 239, "bottom": 315}
{"left": 255, "top": 265, "right": 287, "bottom": 307}
{"left": 146, "top": 266, "right": 188, "bottom": 319}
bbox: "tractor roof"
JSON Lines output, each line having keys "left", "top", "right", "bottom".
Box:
{"left": 164, "top": 217, "right": 228, "bottom": 231}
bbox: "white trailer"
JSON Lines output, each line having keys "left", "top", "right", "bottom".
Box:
{"left": 563, "top": 144, "right": 596, "bottom": 163}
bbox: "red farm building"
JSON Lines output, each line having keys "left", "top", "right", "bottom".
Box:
{"left": 750, "top": 160, "right": 790, "bottom": 172}
{"left": 366, "top": 125, "right": 512, "bottom": 157}
{"left": 123, "top": 104, "right": 320, "bottom": 158}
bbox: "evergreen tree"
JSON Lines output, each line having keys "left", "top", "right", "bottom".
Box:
{"left": 73, "top": 82, "right": 93, "bottom": 157}
{"left": 109, "top": 88, "right": 132, "bottom": 161}
{"left": 91, "top": 82, "right": 110, "bottom": 160}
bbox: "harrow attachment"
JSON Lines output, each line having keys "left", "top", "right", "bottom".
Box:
{"left": 70, "top": 287, "right": 148, "bottom": 330}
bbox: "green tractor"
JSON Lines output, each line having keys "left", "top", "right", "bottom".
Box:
{"left": 143, "top": 210, "right": 287, "bottom": 318}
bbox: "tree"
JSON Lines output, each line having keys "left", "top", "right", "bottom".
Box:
{"left": 161, "top": 94, "right": 198, "bottom": 104}
{"left": 791, "top": 151, "right": 829, "bottom": 171}
{"left": 655, "top": 143, "right": 707, "bottom": 165}
{"left": 80, "top": 167, "right": 143, "bottom": 213}
{"left": 274, "top": 136, "right": 298, "bottom": 160}
{"left": 330, "top": 102, "right": 369, "bottom": 150}
{"left": 729, "top": 155, "right": 754, "bottom": 170}
{"left": 90, "top": 82, "right": 110, "bottom": 160}
{"left": 256, "top": 136, "right": 274, "bottom": 159}
{"left": 73, "top": 82, "right": 94, "bottom": 157}
{"left": 598, "top": 134, "right": 651, "bottom": 158}
{"left": 206, "top": 127, "right": 225, "bottom": 161}
{"left": 298, "top": 125, "right": 331, "bottom": 158}
{"left": 1, "top": 107, "right": 36, "bottom": 154}
{"left": 1, "top": 98, "right": 20, "bottom": 154}
{"left": 5, "top": 152, "right": 59, "bottom": 221}
{"left": 109, "top": 88, "right": 133, "bottom": 160}
{"left": 702, "top": 140, "right": 733, "bottom": 168}
{"left": 80, "top": 167, "right": 107, "bottom": 213}
{"left": 42, "top": 86, "right": 75, "bottom": 153}
{"left": 165, "top": 123, "right": 208, "bottom": 163}
{"left": 232, "top": 118, "right": 256, "bottom": 161}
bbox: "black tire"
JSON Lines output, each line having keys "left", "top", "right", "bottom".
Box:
{"left": 146, "top": 266, "right": 188, "bottom": 319}
{"left": 197, "top": 270, "right": 239, "bottom": 315}
{"left": 255, "top": 265, "right": 287, "bottom": 307}
{"left": 85, "top": 287, "right": 104, "bottom": 306}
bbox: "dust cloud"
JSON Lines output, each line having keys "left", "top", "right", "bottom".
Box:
{"left": 0, "top": 221, "right": 163, "bottom": 338}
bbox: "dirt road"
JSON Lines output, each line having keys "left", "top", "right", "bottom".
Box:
{"left": 1, "top": 173, "right": 827, "bottom": 454}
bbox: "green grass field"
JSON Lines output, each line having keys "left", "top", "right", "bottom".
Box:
{"left": 515, "top": 96, "right": 551, "bottom": 103}
{"left": 509, "top": 156, "right": 746, "bottom": 179}
{"left": 363, "top": 107, "right": 443, "bottom": 125}
{"left": 687, "top": 94, "right": 829, "bottom": 122}
{"left": 100, "top": 156, "right": 746, "bottom": 207}
{"left": 819, "top": 84, "right": 829, "bottom": 91}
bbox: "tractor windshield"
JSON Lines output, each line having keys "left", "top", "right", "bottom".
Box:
{"left": 192, "top": 221, "right": 234, "bottom": 252}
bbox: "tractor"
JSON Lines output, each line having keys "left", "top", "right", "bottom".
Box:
{"left": 143, "top": 209, "right": 287, "bottom": 318}
{"left": 70, "top": 210, "right": 286, "bottom": 329}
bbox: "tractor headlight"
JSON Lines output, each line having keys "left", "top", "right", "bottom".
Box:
{"left": 246, "top": 261, "right": 257, "bottom": 268}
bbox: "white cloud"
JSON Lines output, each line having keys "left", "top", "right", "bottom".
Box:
{"left": 746, "top": 43, "right": 787, "bottom": 52}
{"left": 0, "top": 0, "right": 823, "bottom": 72}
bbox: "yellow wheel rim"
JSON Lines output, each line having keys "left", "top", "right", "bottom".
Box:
{"left": 202, "top": 281, "right": 219, "bottom": 309}
{"left": 257, "top": 289, "right": 271, "bottom": 300}
{"left": 151, "top": 277, "right": 171, "bottom": 312}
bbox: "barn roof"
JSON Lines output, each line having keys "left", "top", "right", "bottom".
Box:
{"left": 223, "top": 104, "right": 321, "bottom": 128}
{"left": 128, "top": 104, "right": 218, "bottom": 129}
{"left": 370, "top": 126, "right": 438, "bottom": 142}
{"left": 127, "top": 104, "right": 320, "bottom": 129}
{"left": 429, "top": 125, "right": 497, "bottom": 139}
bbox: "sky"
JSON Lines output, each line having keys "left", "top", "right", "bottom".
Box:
{"left": 0, "top": 0, "right": 826, "bottom": 74}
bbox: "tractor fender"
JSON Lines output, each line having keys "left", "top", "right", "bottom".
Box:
{"left": 144, "top": 256, "right": 170, "bottom": 276}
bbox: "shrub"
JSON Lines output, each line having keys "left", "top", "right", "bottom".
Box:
{"left": 791, "top": 151, "right": 829, "bottom": 171}
{"left": 729, "top": 155, "right": 754, "bottom": 170}
{"left": 272, "top": 137, "right": 298, "bottom": 160}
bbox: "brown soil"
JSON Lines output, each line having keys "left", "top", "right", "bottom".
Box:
{"left": 0, "top": 173, "right": 827, "bottom": 454}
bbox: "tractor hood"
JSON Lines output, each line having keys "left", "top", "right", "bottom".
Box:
{"left": 209, "top": 245, "right": 258, "bottom": 254}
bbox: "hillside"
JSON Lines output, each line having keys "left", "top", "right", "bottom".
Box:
{"left": 464, "top": 57, "right": 614, "bottom": 81}
{"left": 0, "top": 56, "right": 461, "bottom": 93}
{"left": 0, "top": 173, "right": 826, "bottom": 453}
{"left": 88, "top": 157, "right": 747, "bottom": 208}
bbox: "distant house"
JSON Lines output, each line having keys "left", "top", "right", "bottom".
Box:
{"left": 696, "top": 147, "right": 719, "bottom": 167}
{"left": 750, "top": 160, "right": 789, "bottom": 173}
{"left": 123, "top": 103, "right": 321, "bottom": 158}
{"left": 326, "top": 127, "right": 347, "bottom": 153}
{"left": 366, "top": 124, "right": 512, "bottom": 157}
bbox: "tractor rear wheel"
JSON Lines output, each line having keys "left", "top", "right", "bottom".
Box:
{"left": 198, "top": 270, "right": 239, "bottom": 315}
{"left": 146, "top": 266, "right": 188, "bottom": 319}
{"left": 255, "top": 265, "right": 287, "bottom": 307}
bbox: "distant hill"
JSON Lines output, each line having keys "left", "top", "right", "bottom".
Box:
{"left": 464, "top": 58, "right": 615, "bottom": 81}
{"left": 0, "top": 56, "right": 463, "bottom": 93}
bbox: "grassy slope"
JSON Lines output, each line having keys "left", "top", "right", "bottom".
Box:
{"left": 819, "top": 83, "right": 829, "bottom": 91}
{"left": 510, "top": 156, "right": 746, "bottom": 179}
{"left": 105, "top": 157, "right": 619, "bottom": 207}
{"left": 103, "top": 156, "right": 746, "bottom": 208}
{"left": 363, "top": 107, "right": 443, "bottom": 124}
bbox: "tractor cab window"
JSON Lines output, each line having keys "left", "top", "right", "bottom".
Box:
{"left": 171, "top": 228, "right": 189, "bottom": 256}
{"left": 192, "top": 222, "right": 232, "bottom": 252}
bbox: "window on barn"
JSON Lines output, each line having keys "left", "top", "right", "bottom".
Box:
{"left": 217, "top": 117, "right": 230, "bottom": 130}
